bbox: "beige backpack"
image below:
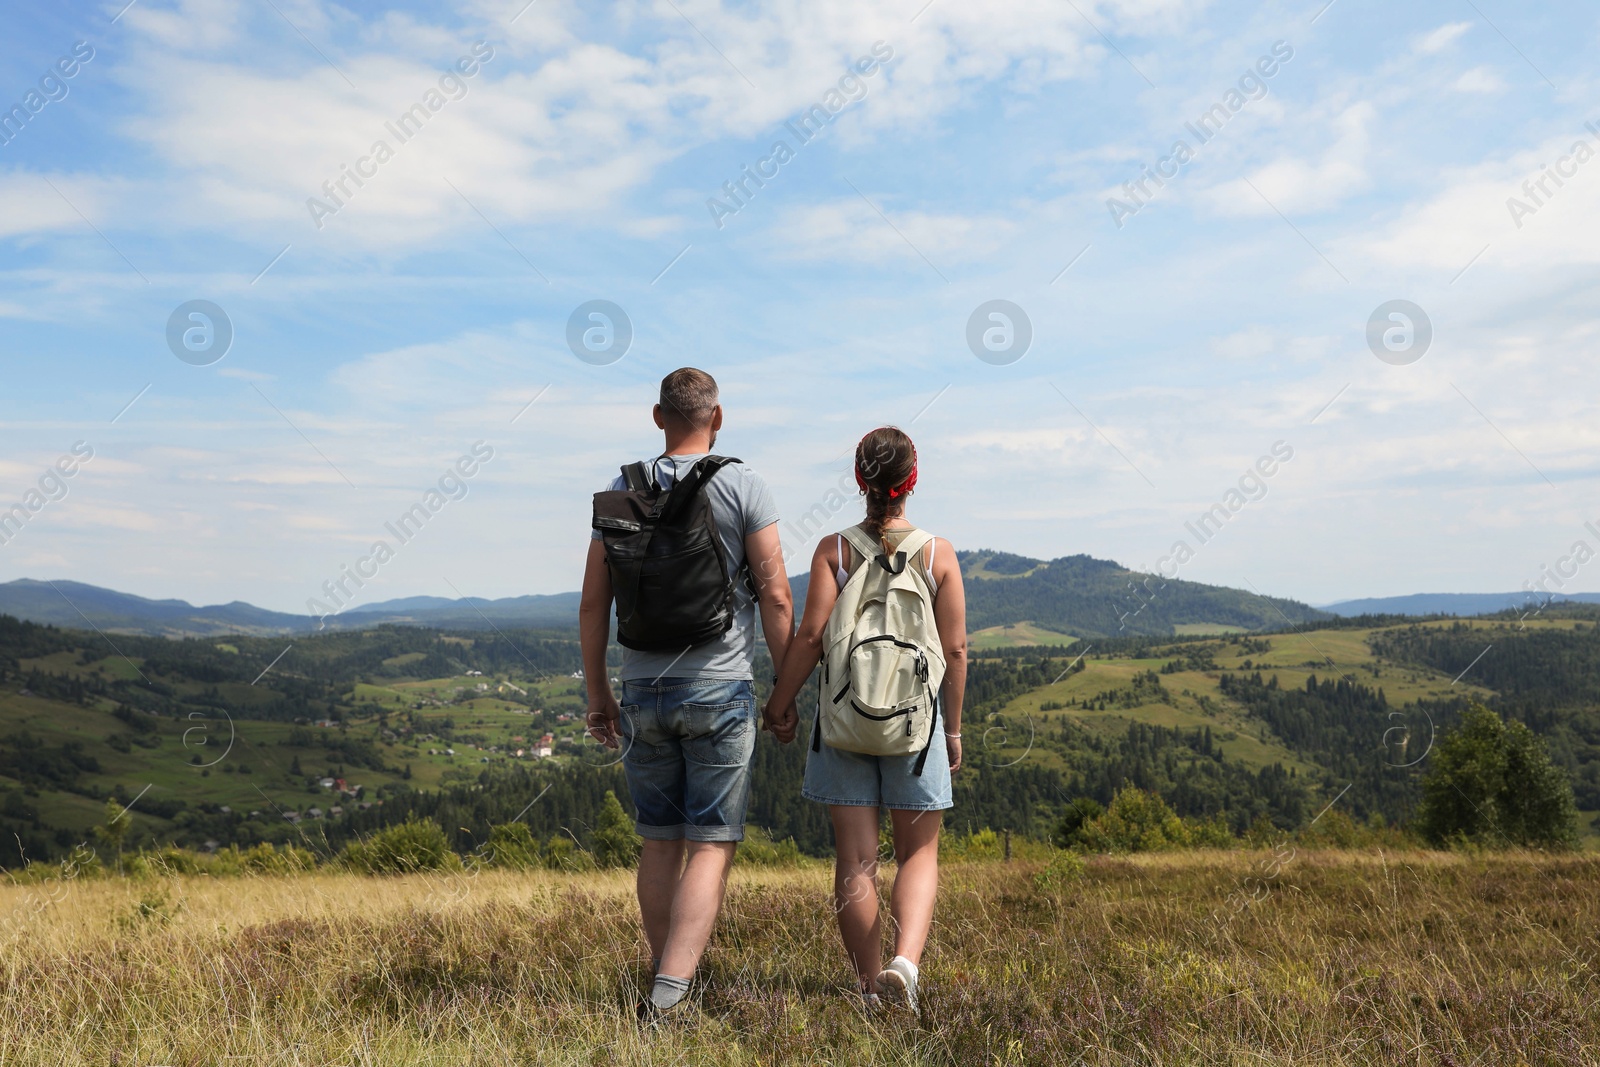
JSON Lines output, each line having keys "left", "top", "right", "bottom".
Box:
{"left": 812, "top": 525, "right": 946, "bottom": 774}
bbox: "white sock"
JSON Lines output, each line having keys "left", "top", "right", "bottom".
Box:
{"left": 650, "top": 973, "right": 691, "bottom": 1010}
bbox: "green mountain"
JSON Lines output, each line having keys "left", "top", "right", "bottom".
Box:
{"left": 956, "top": 550, "right": 1329, "bottom": 637}
{"left": 4, "top": 601, "right": 1599, "bottom": 868}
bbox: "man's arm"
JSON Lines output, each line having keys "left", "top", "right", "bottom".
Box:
{"left": 744, "top": 522, "right": 794, "bottom": 678}
{"left": 579, "top": 538, "right": 620, "bottom": 748}
{"left": 764, "top": 539, "right": 838, "bottom": 743}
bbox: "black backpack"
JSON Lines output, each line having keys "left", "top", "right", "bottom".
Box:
{"left": 592, "top": 455, "right": 752, "bottom": 652}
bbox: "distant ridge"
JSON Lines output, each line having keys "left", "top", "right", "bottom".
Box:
{"left": 0, "top": 579, "right": 580, "bottom": 637}
{"left": 2, "top": 549, "right": 1329, "bottom": 640}
{"left": 794, "top": 550, "right": 1328, "bottom": 638}
{"left": 1321, "top": 591, "right": 1600, "bottom": 617}
{"left": 954, "top": 551, "right": 1328, "bottom": 637}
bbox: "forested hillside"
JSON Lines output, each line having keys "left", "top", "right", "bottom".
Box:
{"left": 3, "top": 607, "right": 1597, "bottom": 867}
{"left": 1370, "top": 618, "right": 1600, "bottom": 811}
{"left": 957, "top": 551, "right": 1329, "bottom": 637}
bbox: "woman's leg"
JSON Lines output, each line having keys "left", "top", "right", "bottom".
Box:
{"left": 887, "top": 808, "right": 942, "bottom": 966}
{"left": 829, "top": 804, "right": 884, "bottom": 991}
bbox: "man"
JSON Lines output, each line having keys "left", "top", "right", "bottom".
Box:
{"left": 581, "top": 367, "right": 793, "bottom": 1018}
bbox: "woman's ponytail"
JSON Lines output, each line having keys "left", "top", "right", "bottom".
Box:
{"left": 854, "top": 427, "right": 917, "bottom": 548}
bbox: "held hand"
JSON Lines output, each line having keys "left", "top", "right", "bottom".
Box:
{"left": 585, "top": 691, "right": 622, "bottom": 750}
{"left": 763, "top": 699, "right": 799, "bottom": 744}
{"left": 946, "top": 733, "right": 963, "bottom": 774}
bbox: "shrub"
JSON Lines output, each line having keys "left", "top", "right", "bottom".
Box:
{"left": 340, "top": 817, "right": 462, "bottom": 874}
{"left": 117, "top": 889, "right": 176, "bottom": 930}
{"left": 124, "top": 849, "right": 204, "bottom": 879}
{"left": 734, "top": 826, "right": 804, "bottom": 867}
{"left": 234, "top": 842, "right": 318, "bottom": 875}
{"left": 480, "top": 823, "right": 541, "bottom": 870}
{"left": 1415, "top": 703, "right": 1578, "bottom": 850}
{"left": 539, "top": 834, "right": 596, "bottom": 872}
{"left": 943, "top": 827, "right": 1002, "bottom": 861}
{"left": 1071, "top": 787, "right": 1237, "bottom": 853}
{"left": 1033, "top": 850, "right": 1086, "bottom": 893}
{"left": 6, "top": 843, "right": 103, "bottom": 885}
{"left": 590, "top": 791, "right": 640, "bottom": 869}
{"left": 941, "top": 827, "right": 1051, "bottom": 863}
{"left": 1052, "top": 797, "right": 1105, "bottom": 849}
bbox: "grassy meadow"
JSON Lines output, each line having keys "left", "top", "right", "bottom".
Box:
{"left": 3, "top": 849, "right": 1598, "bottom": 1066}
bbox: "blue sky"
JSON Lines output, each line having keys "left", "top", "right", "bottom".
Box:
{"left": 1, "top": 0, "right": 1598, "bottom": 615}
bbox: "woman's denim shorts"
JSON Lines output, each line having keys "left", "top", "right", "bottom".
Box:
{"left": 801, "top": 706, "right": 953, "bottom": 811}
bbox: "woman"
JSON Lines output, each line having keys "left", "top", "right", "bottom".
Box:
{"left": 764, "top": 426, "right": 967, "bottom": 1011}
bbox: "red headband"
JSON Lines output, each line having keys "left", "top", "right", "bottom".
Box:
{"left": 854, "top": 434, "right": 918, "bottom": 498}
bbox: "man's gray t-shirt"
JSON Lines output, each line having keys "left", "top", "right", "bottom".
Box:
{"left": 593, "top": 454, "right": 779, "bottom": 682}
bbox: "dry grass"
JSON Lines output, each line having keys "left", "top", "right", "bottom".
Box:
{"left": 2, "top": 850, "right": 1598, "bottom": 1066}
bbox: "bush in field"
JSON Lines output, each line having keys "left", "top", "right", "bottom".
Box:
{"left": 1416, "top": 703, "right": 1578, "bottom": 850}
{"left": 480, "top": 823, "right": 542, "bottom": 870}
{"left": 234, "top": 842, "right": 318, "bottom": 875}
{"left": 1295, "top": 809, "right": 1418, "bottom": 850}
{"left": 1033, "top": 849, "right": 1087, "bottom": 893}
{"left": 90, "top": 798, "right": 131, "bottom": 865}
{"left": 124, "top": 848, "right": 202, "bottom": 878}
{"left": 476, "top": 822, "right": 610, "bottom": 872}
{"left": 6, "top": 843, "right": 103, "bottom": 885}
{"left": 942, "top": 826, "right": 1004, "bottom": 861}
{"left": 734, "top": 826, "right": 804, "bottom": 867}
{"left": 590, "top": 791, "right": 640, "bottom": 869}
{"left": 539, "top": 834, "right": 597, "bottom": 872}
{"left": 341, "top": 817, "right": 463, "bottom": 874}
{"left": 1071, "top": 787, "right": 1234, "bottom": 853}
{"left": 1052, "top": 797, "right": 1105, "bottom": 849}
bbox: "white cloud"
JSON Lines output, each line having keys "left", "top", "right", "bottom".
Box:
{"left": 0, "top": 172, "right": 111, "bottom": 239}
{"left": 1415, "top": 22, "right": 1473, "bottom": 55}
{"left": 1360, "top": 128, "right": 1600, "bottom": 272}
{"left": 19, "top": 0, "right": 1147, "bottom": 252}
{"left": 1208, "top": 326, "right": 1332, "bottom": 363}
{"left": 1204, "top": 102, "right": 1374, "bottom": 216}
{"left": 770, "top": 199, "right": 1019, "bottom": 266}
{"left": 1453, "top": 66, "right": 1506, "bottom": 94}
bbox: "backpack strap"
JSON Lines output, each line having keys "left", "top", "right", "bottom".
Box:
{"left": 841, "top": 526, "right": 936, "bottom": 587}
{"left": 839, "top": 525, "right": 881, "bottom": 568}
{"left": 891, "top": 528, "right": 935, "bottom": 566}
{"left": 657, "top": 455, "right": 741, "bottom": 524}
{"left": 610, "top": 457, "right": 673, "bottom": 624}
{"left": 911, "top": 695, "right": 940, "bottom": 777}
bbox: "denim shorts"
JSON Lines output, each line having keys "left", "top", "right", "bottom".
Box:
{"left": 619, "top": 677, "right": 757, "bottom": 842}
{"left": 802, "top": 703, "right": 954, "bottom": 811}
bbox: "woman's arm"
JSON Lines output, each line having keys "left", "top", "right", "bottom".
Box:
{"left": 930, "top": 536, "right": 967, "bottom": 771}
{"left": 764, "top": 538, "right": 842, "bottom": 743}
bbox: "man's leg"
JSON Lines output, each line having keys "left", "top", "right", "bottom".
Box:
{"left": 637, "top": 837, "right": 686, "bottom": 966}
{"left": 656, "top": 840, "right": 736, "bottom": 978}
{"left": 830, "top": 804, "right": 884, "bottom": 991}
{"left": 647, "top": 677, "right": 755, "bottom": 1002}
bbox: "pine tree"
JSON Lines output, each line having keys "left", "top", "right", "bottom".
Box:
{"left": 590, "top": 790, "right": 640, "bottom": 869}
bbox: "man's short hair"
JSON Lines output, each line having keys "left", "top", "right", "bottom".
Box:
{"left": 659, "top": 367, "right": 719, "bottom": 428}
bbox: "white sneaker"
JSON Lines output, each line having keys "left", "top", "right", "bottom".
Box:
{"left": 873, "top": 956, "right": 919, "bottom": 1012}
